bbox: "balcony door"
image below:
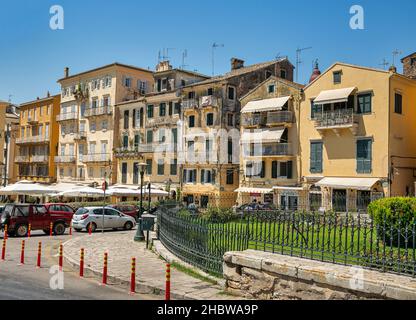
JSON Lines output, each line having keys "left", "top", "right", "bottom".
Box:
{"left": 101, "top": 141, "right": 108, "bottom": 161}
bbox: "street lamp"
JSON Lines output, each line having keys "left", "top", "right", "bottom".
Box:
{"left": 134, "top": 162, "right": 147, "bottom": 242}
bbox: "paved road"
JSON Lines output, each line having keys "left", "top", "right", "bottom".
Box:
{"left": 0, "top": 230, "right": 159, "bottom": 300}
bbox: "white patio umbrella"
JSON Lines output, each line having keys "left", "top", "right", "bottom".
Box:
{"left": 0, "top": 182, "right": 56, "bottom": 196}
{"left": 140, "top": 187, "right": 169, "bottom": 197}
{"left": 56, "top": 186, "right": 106, "bottom": 198}
{"left": 106, "top": 188, "right": 140, "bottom": 197}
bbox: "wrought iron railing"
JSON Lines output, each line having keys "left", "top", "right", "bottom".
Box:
{"left": 56, "top": 112, "right": 79, "bottom": 122}
{"left": 158, "top": 204, "right": 416, "bottom": 278}
{"left": 267, "top": 111, "right": 293, "bottom": 124}
{"left": 54, "top": 155, "right": 76, "bottom": 163}
{"left": 314, "top": 108, "right": 356, "bottom": 128}
{"left": 241, "top": 114, "right": 264, "bottom": 127}
{"left": 243, "top": 143, "right": 293, "bottom": 157}
{"left": 84, "top": 106, "right": 113, "bottom": 117}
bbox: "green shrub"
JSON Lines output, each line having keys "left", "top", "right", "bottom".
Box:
{"left": 368, "top": 197, "right": 416, "bottom": 247}
{"left": 201, "top": 206, "right": 236, "bottom": 223}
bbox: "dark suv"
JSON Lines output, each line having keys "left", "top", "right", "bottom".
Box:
{"left": 0, "top": 204, "right": 72, "bottom": 237}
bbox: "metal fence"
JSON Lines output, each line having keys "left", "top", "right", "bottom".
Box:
{"left": 157, "top": 204, "right": 416, "bottom": 278}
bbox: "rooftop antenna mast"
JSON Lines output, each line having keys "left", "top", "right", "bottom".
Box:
{"left": 296, "top": 46, "right": 312, "bottom": 82}
{"left": 162, "top": 48, "right": 176, "bottom": 61}
{"left": 181, "top": 50, "right": 189, "bottom": 70}
{"left": 212, "top": 42, "right": 224, "bottom": 76}
{"left": 392, "top": 49, "right": 402, "bottom": 67}
{"left": 379, "top": 58, "right": 389, "bottom": 70}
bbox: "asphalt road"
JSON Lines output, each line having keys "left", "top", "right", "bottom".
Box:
{"left": 0, "top": 230, "right": 159, "bottom": 300}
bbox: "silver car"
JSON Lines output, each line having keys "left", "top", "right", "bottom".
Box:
{"left": 72, "top": 207, "right": 136, "bottom": 232}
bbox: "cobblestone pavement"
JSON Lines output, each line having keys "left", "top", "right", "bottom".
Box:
{"left": 63, "top": 230, "right": 237, "bottom": 300}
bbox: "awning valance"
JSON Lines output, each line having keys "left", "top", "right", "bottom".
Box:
{"left": 235, "top": 187, "right": 273, "bottom": 194}
{"left": 241, "top": 96, "right": 290, "bottom": 114}
{"left": 241, "top": 128, "right": 286, "bottom": 143}
{"left": 315, "top": 177, "right": 381, "bottom": 191}
{"left": 313, "top": 87, "right": 356, "bottom": 105}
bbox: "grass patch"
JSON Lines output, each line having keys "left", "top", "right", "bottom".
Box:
{"left": 170, "top": 261, "right": 218, "bottom": 285}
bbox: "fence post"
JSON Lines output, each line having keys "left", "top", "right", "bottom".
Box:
{"left": 165, "top": 263, "right": 171, "bottom": 301}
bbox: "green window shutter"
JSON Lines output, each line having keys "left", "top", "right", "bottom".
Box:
{"left": 260, "top": 161, "right": 266, "bottom": 178}
{"left": 271, "top": 161, "right": 278, "bottom": 179}
{"left": 169, "top": 102, "right": 173, "bottom": 116}
{"left": 146, "top": 130, "right": 153, "bottom": 144}
{"left": 287, "top": 161, "right": 293, "bottom": 179}
{"left": 357, "top": 139, "right": 372, "bottom": 173}
{"left": 310, "top": 142, "right": 323, "bottom": 173}
{"left": 201, "top": 169, "right": 205, "bottom": 184}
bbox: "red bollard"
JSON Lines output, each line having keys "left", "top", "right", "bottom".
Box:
{"left": 1, "top": 238, "right": 6, "bottom": 261}
{"left": 79, "top": 248, "right": 84, "bottom": 277}
{"left": 4, "top": 225, "right": 8, "bottom": 240}
{"left": 130, "top": 258, "right": 136, "bottom": 294}
{"left": 49, "top": 222, "right": 53, "bottom": 237}
{"left": 88, "top": 224, "right": 92, "bottom": 236}
{"left": 102, "top": 252, "right": 108, "bottom": 285}
{"left": 28, "top": 224, "right": 31, "bottom": 238}
{"left": 58, "top": 244, "right": 63, "bottom": 271}
{"left": 20, "top": 240, "right": 25, "bottom": 265}
{"left": 165, "top": 263, "right": 171, "bottom": 301}
{"left": 36, "top": 242, "right": 42, "bottom": 268}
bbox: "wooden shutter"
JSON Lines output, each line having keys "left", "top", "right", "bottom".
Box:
{"left": 287, "top": 161, "right": 293, "bottom": 179}
{"left": 272, "top": 161, "right": 278, "bottom": 179}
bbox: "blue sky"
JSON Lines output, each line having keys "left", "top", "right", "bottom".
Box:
{"left": 1, "top": 0, "right": 415, "bottom": 104}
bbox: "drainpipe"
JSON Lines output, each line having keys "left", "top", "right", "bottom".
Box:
{"left": 3, "top": 124, "right": 10, "bottom": 187}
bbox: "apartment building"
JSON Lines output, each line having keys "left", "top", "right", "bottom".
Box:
{"left": 236, "top": 76, "right": 304, "bottom": 207}
{"left": 56, "top": 63, "right": 154, "bottom": 186}
{"left": 181, "top": 58, "right": 295, "bottom": 208}
{"left": 0, "top": 102, "right": 6, "bottom": 183}
{"left": 115, "top": 61, "right": 209, "bottom": 195}
{"left": 2, "top": 103, "right": 20, "bottom": 185}
{"left": 297, "top": 60, "right": 416, "bottom": 212}
{"left": 15, "top": 94, "right": 60, "bottom": 184}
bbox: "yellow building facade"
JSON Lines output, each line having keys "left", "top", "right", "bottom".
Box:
{"left": 15, "top": 94, "right": 61, "bottom": 184}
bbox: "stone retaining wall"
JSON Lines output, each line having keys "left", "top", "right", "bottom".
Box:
{"left": 223, "top": 250, "right": 416, "bottom": 300}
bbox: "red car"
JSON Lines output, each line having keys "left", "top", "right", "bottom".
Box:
{"left": 0, "top": 204, "right": 74, "bottom": 237}
{"left": 107, "top": 204, "right": 138, "bottom": 220}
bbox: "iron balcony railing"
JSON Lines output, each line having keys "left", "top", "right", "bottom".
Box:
{"left": 54, "top": 155, "right": 76, "bottom": 163}
{"left": 16, "top": 136, "right": 50, "bottom": 144}
{"left": 267, "top": 111, "right": 293, "bottom": 125}
{"left": 74, "top": 131, "right": 87, "bottom": 140}
{"left": 56, "top": 112, "right": 79, "bottom": 122}
{"left": 114, "top": 147, "right": 142, "bottom": 158}
{"left": 200, "top": 95, "right": 219, "bottom": 108}
{"left": 83, "top": 153, "right": 112, "bottom": 163}
{"left": 84, "top": 106, "right": 113, "bottom": 117}
{"left": 244, "top": 143, "right": 293, "bottom": 157}
{"left": 137, "top": 143, "right": 177, "bottom": 153}
{"left": 31, "top": 155, "right": 49, "bottom": 163}
{"left": 242, "top": 114, "right": 264, "bottom": 127}
{"left": 185, "top": 151, "right": 217, "bottom": 164}
{"left": 182, "top": 99, "right": 199, "bottom": 110}
{"left": 314, "top": 109, "right": 356, "bottom": 128}
{"left": 15, "top": 156, "right": 30, "bottom": 163}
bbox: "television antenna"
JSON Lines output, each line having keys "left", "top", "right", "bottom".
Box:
{"left": 212, "top": 42, "right": 224, "bottom": 76}
{"left": 180, "top": 50, "right": 189, "bottom": 70}
{"left": 392, "top": 49, "right": 402, "bottom": 67}
{"left": 379, "top": 58, "right": 389, "bottom": 70}
{"left": 296, "top": 46, "right": 312, "bottom": 82}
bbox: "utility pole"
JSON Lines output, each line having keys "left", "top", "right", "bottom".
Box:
{"left": 212, "top": 43, "right": 224, "bottom": 76}
{"left": 295, "top": 47, "right": 312, "bottom": 82}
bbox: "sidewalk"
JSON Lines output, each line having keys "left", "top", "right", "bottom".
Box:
{"left": 63, "top": 231, "right": 236, "bottom": 300}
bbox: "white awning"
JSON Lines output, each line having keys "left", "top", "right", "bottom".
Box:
{"left": 315, "top": 177, "right": 381, "bottom": 191}
{"left": 313, "top": 87, "right": 356, "bottom": 105}
{"left": 273, "top": 186, "right": 304, "bottom": 191}
{"left": 241, "top": 128, "right": 286, "bottom": 143}
{"left": 235, "top": 187, "right": 273, "bottom": 194}
{"left": 241, "top": 96, "right": 290, "bottom": 114}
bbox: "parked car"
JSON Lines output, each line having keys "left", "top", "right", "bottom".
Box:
{"left": 237, "top": 202, "right": 275, "bottom": 213}
{"left": 44, "top": 203, "right": 75, "bottom": 217}
{"left": 0, "top": 204, "right": 72, "bottom": 237}
{"left": 107, "top": 204, "right": 138, "bottom": 220}
{"left": 71, "top": 207, "right": 137, "bottom": 232}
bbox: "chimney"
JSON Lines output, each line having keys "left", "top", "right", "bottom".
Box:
{"left": 156, "top": 61, "right": 172, "bottom": 72}
{"left": 389, "top": 65, "right": 397, "bottom": 73}
{"left": 47, "top": 91, "right": 50, "bottom": 98}
{"left": 64, "top": 67, "right": 69, "bottom": 78}
{"left": 231, "top": 58, "right": 245, "bottom": 70}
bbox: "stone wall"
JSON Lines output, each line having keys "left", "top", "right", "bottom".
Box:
{"left": 402, "top": 54, "right": 416, "bottom": 79}
{"left": 223, "top": 250, "right": 416, "bottom": 300}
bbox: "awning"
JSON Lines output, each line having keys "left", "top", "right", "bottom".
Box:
{"left": 235, "top": 187, "right": 273, "bottom": 194}
{"left": 273, "top": 186, "right": 304, "bottom": 191}
{"left": 241, "top": 128, "right": 286, "bottom": 143}
{"left": 315, "top": 177, "right": 381, "bottom": 191}
{"left": 0, "top": 182, "right": 56, "bottom": 196}
{"left": 241, "top": 96, "right": 290, "bottom": 114}
{"left": 313, "top": 87, "right": 356, "bottom": 105}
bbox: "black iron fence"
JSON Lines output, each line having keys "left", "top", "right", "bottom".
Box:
{"left": 157, "top": 204, "right": 416, "bottom": 278}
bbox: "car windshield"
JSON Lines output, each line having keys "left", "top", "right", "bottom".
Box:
{"left": 75, "top": 208, "right": 89, "bottom": 216}
{"left": 1, "top": 205, "right": 13, "bottom": 220}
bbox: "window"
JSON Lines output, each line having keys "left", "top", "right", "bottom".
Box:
{"left": 147, "top": 105, "right": 154, "bottom": 118}
{"left": 395, "top": 93, "right": 403, "bottom": 114}
{"left": 227, "top": 114, "right": 234, "bottom": 126}
{"left": 272, "top": 161, "right": 278, "bottom": 179}
{"left": 228, "top": 139, "right": 233, "bottom": 163}
{"left": 124, "top": 110, "right": 129, "bottom": 129}
{"left": 134, "top": 134, "right": 140, "bottom": 150}
{"left": 265, "top": 71, "right": 272, "bottom": 79}
{"left": 132, "top": 109, "right": 136, "bottom": 128}
{"left": 146, "top": 159, "right": 152, "bottom": 175}
{"left": 201, "top": 169, "right": 213, "bottom": 184}
{"left": 146, "top": 130, "right": 153, "bottom": 144}
{"left": 357, "top": 93, "right": 372, "bottom": 114}
{"left": 188, "top": 91, "right": 195, "bottom": 99}
{"left": 124, "top": 77, "right": 132, "bottom": 88}
{"left": 357, "top": 139, "right": 372, "bottom": 174}
{"left": 189, "top": 115, "right": 195, "bottom": 128}
{"left": 310, "top": 141, "right": 323, "bottom": 173}
{"left": 268, "top": 84, "right": 275, "bottom": 94}
{"left": 333, "top": 71, "right": 342, "bottom": 84}
{"left": 311, "top": 101, "right": 322, "bottom": 119}
{"left": 168, "top": 102, "right": 173, "bottom": 116}
{"left": 226, "top": 169, "right": 234, "bottom": 185}
{"left": 133, "top": 163, "right": 139, "bottom": 184}
{"left": 174, "top": 103, "right": 181, "bottom": 114}
{"left": 157, "top": 160, "right": 164, "bottom": 175}
{"left": 206, "top": 113, "right": 214, "bottom": 126}
{"left": 159, "top": 103, "right": 166, "bottom": 117}
{"left": 159, "top": 129, "right": 166, "bottom": 143}
{"left": 228, "top": 86, "right": 235, "bottom": 100}
{"left": 121, "top": 163, "right": 128, "bottom": 184}
{"left": 172, "top": 128, "right": 178, "bottom": 144}
{"left": 260, "top": 161, "right": 266, "bottom": 178}
{"left": 207, "top": 88, "right": 214, "bottom": 96}
{"left": 92, "top": 98, "right": 98, "bottom": 108}
{"left": 123, "top": 135, "right": 128, "bottom": 149}
{"left": 90, "top": 122, "right": 96, "bottom": 132}
{"left": 280, "top": 69, "right": 287, "bottom": 79}
{"left": 170, "top": 159, "right": 177, "bottom": 176}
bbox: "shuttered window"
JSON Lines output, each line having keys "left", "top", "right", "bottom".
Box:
{"left": 395, "top": 93, "right": 403, "bottom": 114}
{"left": 357, "top": 139, "right": 372, "bottom": 174}
{"left": 311, "top": 101, "right": 322, "bottom": 119}
{"left": 310, "top": 141, "right": 323, "bottom": 173}
{"left": 357, "top": 93, "right": 372, "bottom": 114}
{"left": 272, "top": 161, "right": 278, "bottom": 179}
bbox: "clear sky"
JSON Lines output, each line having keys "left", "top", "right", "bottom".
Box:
{"left": 1, "top": 0, "right": 415, "bottom": 104}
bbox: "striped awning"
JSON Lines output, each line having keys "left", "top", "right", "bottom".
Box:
{"left": 241, "top": 96, "right": 290, "bottom": 114}
{"left": 235, "top": 187, "right": 273, "bottom": 194}
{"left": 315, "top": 177, "right": 381, "bottom": 191}
{"left": 241, "top": 128, "right": 286, "bottom": 143}
{"left": 314, "top": 87, "right": 356, "bottom": 105}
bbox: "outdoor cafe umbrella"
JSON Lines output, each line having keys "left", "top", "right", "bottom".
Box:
{"left": 54, "top": 186, "right": 106, "bottom": 198}
{"left": 0, "top": 182, "right": 56, "bottom": 196}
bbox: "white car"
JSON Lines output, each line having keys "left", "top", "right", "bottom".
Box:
{"left": 72, "top": 207, "right": 136, "bottom": 232}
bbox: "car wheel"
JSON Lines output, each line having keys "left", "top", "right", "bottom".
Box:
{"left": 53, "top": 223, "right": 66, "bottom": 236}
{"left": 16, "top": 224, "right": 28, "bottom": 237}
{"left": 87, "top": 223, "right": 97, "bottom": 233}
{"left": 124, "top": 221, "right": 133, "bottom": 230}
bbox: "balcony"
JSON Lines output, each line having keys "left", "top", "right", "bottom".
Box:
{"left": 74, "top": 131, "right": 87, "bottom": 141}
{"left": 182, "top": 99, "right": 199, "bottom": 110}
{"left": 16, "top": 136, "right": 50, "bottom": 145}
{"left": 15, "top": 156, "right": 30, "bottom": 163}
{"left": 27, "top": 117, "right": 39, "bottom": 125}
{"left": 199, "top": 96, "right": 219, "bottom": 108}
{"left": 185, "top": 151, "right": 218, "bottom": 164}
{"left": 84, "top": 106, "right": 113, "bottom": 118}
{"left": 57, "top": 112, "right": 79, "bottom": 122}
{"left": 147, "top": 116, "right": 180, "bottom": 128}
{"left": 31, "top": 155, "right": 49, "bottom": 163}
{"left": 244, "top": 143, "right": 293, "bottom": 158}
{"left": 266, "top": 111, "right": 293, "bottom": 126}
{"left": 55, "top": 155, "right": 76, "bottom": 164}
{"left": 242, "top": 114, "right": 264, "bottom": 127}
{"left": 137, "top": 143, "right": 177, "bottom": 154}
{"left": 114, "top": 148, "right": 142, "bottom": 159}
{"left": 314, "top": 109, "right": 359, "bottom": 136}
{"left": 83, "top": 153, "right": 112, "bottom": 163}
